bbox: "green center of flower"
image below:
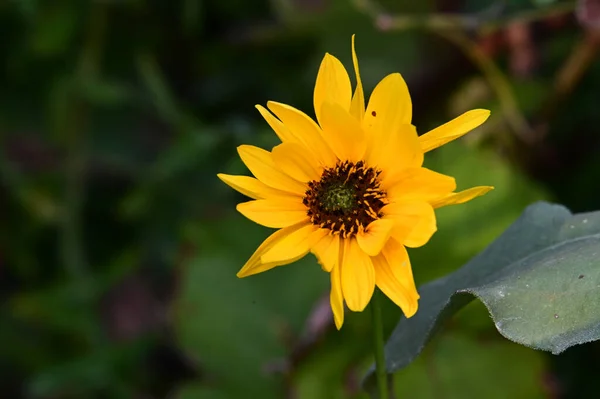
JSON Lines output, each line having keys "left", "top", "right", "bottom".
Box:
{"left": 321, "top": 184, "right": 356, "bottom": 212}
{"left": 303, "top": 160, "right": 387, "bottom": 238}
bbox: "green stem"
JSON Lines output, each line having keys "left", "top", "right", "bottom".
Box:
{"left": 57, "top": 3, "right": 107, "bottom": 346}
{"left": 372, "top": 288, "right": 389, "bottom": 399}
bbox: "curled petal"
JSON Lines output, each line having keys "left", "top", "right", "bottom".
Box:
{"left": 349, "top": 35, "right": 365, "bottom": 123}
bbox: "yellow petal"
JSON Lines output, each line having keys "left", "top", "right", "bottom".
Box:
{"left": 349, "top": 35, "right": 365, "bottom": 123}
{"left": 261, "top": 224, "right": 327, "bottom": 264}
{"left": 272, "top": 142, "right": 322, "bottom": 183}
{"left": 330, "top": 264, "right": 345, "bottom": 330}
{"left": 430, "top": 186, "right": 494, "bottom": 209}
{"left": 237, "top": 145, "right": 306, "bottom": 194}
{"left": 341, "top": 238, "right": 375, "bottom": 311}
{"left": 217, "top": 173, "right": 295, "bottom": 200}
{"left": 356, "top": 218, "right": 394, "bottom": 256}
{"left": 368, "top": 124, "right": 423, "bottom": 184}
{"left": 255, "top": 105, "right": 296, "bottom": 143}
{"left": 314, "top": 53, "right": 352, "bottom": 125}
{"left": 374, "top": 241, "right": 419, "bottom": 317}
{"left": 237, "top": 223, "right": 308, "bottom": 277}
{"left": 383, "top": 201, "right": 437, "bottom": 248}
{"left": 385, "top": 167, "right": 456, "bottom": 201}
{"left": 363, "top": 73, "right": 412, "bottom": 134}
{"left": 267, "top": 101, "right": 337, "bottom": 166}
{"left": 319, "top": 101, "right": 366, "bottom": 162}
{"left": 419, "top": 109, "right": 491, "bottom": 153}
{"left": 311, "top": 233, "right": 340, "bottom": 272}
{"left": 237, "top": 198, "right": 308, "bottom": 228}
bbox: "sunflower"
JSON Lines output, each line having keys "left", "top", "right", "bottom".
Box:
{"left": 217, "top": 35, "right": 493, "bottom": 329}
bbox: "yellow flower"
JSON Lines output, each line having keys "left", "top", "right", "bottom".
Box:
{"left": 218, "top": 35, "right": 493, "bottom": 329}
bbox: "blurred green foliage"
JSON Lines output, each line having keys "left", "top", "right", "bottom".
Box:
{"left": 2, "top": 0, "right": 600, "bottom": 398}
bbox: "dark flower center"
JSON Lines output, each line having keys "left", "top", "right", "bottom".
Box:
{"left": 303, "top": 160, "right": 387, "bottom": 238}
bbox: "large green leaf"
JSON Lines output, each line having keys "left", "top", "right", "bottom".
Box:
{"left": 365, "top": 201, "right": 600, "bottom": 391}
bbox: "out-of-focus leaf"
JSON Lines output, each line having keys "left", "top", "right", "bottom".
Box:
{"left": 137, "top": 53, "right": 182, "bottom": 127}
{"left": 293, "top": 331, "right": 371, "bottom": 399}
{"left": 388, "top": 332, "right": 546, "bottom": 399}
{"left": 27, "top": 342, "right": 148, "bottom": 398}
{"left": 78, "top": 79, "right": 133, "bottom": 107}
{"left": 364, "top": 201, "right": 600, "bottom": 394}
{"left": 119, "top": 127, "right": 221, "bottom": 218}
{"left": 29, "top": 6, "right": 78, "bottom": 56}
{"left": 181, "top": 0, "right": 203, "bottom": 33}
{"left": 9, "top": 283, "right": 99, "bottom": 337}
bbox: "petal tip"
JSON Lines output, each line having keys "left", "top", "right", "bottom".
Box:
{"left": 403, "top": 303, "right": 419, "bottom": 318}
{"left": 334, "top": 317, "right": 343, "bottom": 330}
{"left": 236, "top": 266, "right": 256, "bottom": 278}
{"left": 236, "top": 144, "right": 251, "bottom": 155}
{"left": 266, "top": 100, "right": 284, "bottom": 110}
{"left": 476, "top": 108, "right": 492, "bottom": 120}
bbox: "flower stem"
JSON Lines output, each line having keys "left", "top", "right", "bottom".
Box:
{"left": 371, "top": 288, "right": 389, "bottom": 399}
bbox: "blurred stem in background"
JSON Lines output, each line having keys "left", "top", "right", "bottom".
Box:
{"left": 371, "top": 289, "right": 389, "bottom": 399}
{"left": 436, "top": 29, "right": 532, "bottom": 143}
{"left": 352, "top": 0, "right": 577, "bottom": 147}
{"left": 57, "top": 2, "right": 107, "bottom": 345}
{"left": 353, "top": 0, "right": 575, "bottom": 34}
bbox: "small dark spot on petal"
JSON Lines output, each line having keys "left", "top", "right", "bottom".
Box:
{"left": 579, "top": 274, "right": 585, "bottom": 279}
{"left": 371, "top": 111, "right": 377, "bottom": 117}
{"left": 554, "top": 314, "right": 559, "bottom": 319}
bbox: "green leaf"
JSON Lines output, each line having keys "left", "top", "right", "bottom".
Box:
{"left": 364, "top": 201, "right": 600, "bottom": 391}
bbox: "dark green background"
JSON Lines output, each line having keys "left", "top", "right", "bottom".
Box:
{"left": 1, "top": 0, "right": 599, "bottom": 398}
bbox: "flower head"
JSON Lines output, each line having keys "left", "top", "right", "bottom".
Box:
{"left": 218, "top": 35, "right": 493, "bottom": 329}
